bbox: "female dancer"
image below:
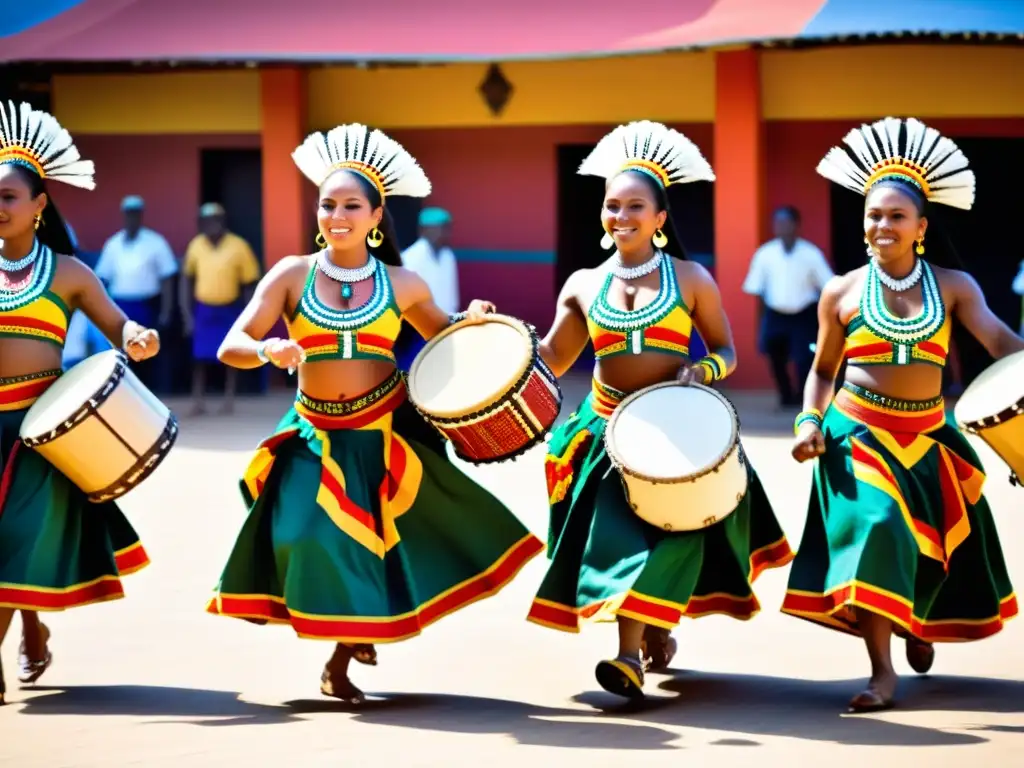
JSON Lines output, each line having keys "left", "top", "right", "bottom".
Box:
{"left": 526, "top": 121, "right": 794, "bottom": 699}
{"left": 207, "top": 124, "right": 543, "bottom": 704}
{"left": 0, "top": 101, "right": 160, "bottom": 704}
{"left": 785, "top": 117, "right": 1021, "bottom": 712}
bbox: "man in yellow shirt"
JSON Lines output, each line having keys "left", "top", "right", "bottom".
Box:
{"left": 180, "top": 203, "right": 260, "bottom": 415}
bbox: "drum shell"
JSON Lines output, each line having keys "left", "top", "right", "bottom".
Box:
{"left": 620, "top": 441, "right": 748, "bottom": 532}
{"left": 408, "top": 314, "right": 563, "bottom": 464}
{"left": 963, "top": 418, "right": 1024, "bottom": 481}
{"left": 21, "top": 355, "right": 178, "bottom": 503}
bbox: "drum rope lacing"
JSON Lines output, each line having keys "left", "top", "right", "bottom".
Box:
{"left": 0, "top": 241, "right": 53, "bottom": 311}
{"left": 861, "top": 258, "right": 945, "bottom": 347}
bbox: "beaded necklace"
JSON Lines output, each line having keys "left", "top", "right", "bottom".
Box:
{"left": 861, "top": 258, "right": 945, "bottom": 364}
{"left": 590, "top": 254, "right": 678, "bottom": 336}
{"left": 0, "top": 241, "right": 54, "bottom": 312}
{"left": 299, "top": 257, "right": 392, "bottom": 332}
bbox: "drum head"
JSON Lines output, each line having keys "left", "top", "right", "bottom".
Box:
{"left": 20, "top": 350, "right": 122, "bottom": 438}
{"left": 955, "top": 349, "right": 1024, "bottom": 425}
{"left": 409, "top": 315, "right": 532, "bottom": 418}
{"left": 608, "top": 383, "right": 737, "bottom": 481}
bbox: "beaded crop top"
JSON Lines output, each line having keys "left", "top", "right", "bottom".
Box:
{"left": 0, "top": 242, "right": 70, "bottom": 349}
{"left": 586, "top": 255, "right": 692, "bottom": 359}
{"left": 844, "top": 259, "right": 950, "bottom": 368}
{"left": 285, "top": 258, "right": 402, "bottom": 364}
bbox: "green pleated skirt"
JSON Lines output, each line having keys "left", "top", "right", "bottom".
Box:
{"left": 781, "top": 386, "right": 1017, "bottom": 641}
{"left": 206, "top": 373, "right": 544, "bottom": 643}
{"left": 0, "top": 371, "right": 149, "bottom": 611}
{"left": 527, "top": 380, "right": 794, "bottom": 632}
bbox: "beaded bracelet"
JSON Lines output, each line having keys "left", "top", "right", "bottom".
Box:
{"left": 793, "top": 408, "right": 823, "bottom": 435}
{"left": 448, "top": 311, "right": 468, "bottom": 326}
{"left": 697, "top": 352, "right": 728, "bottom": 382}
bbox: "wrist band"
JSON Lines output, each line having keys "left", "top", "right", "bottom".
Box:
{"left": 697, "top": 353, "right": 727, "bottom": 382}
{"left": 256, "top": 341, "right": 269, "bottom": 365}
{"left": 794, "top": 409, "right": 823, "bottom": 435}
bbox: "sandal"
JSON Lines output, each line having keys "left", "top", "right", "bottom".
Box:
{"left": 344, "top": 643, "right": 377, "bottom": 666}
{"left": 320, "top": 667, "right": 365, "bottom": 705}
{"left": 595, "top": 654, "right": 647, "bottom": 700}
{"left": 905, "top": 637, "right": 935, "bottom": 675}
{"left": 848, "top": 687, "right": 895, "bottom": 713}
{"left": 641, "top": 627, "right": 677, "bottom": 671}
{"left": 18, "top": 622, "right": 53, "bottom": 684}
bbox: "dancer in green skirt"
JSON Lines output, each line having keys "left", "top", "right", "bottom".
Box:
{"left": 0, "top": 102, "right": 161, "bottom": 704}
{"left": 525, "top": 121, "right": 794, "bottom": 699}
{"left": 207, "top": 124, "right": 543, "bottom": 704}
{"left": 786, "top": 117, "right": 1023, "bottom": 712}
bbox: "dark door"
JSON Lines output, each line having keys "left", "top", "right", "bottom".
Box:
{"left": 195, "top": 148, "right": 266, "bottom": 395}
{"left": 829, "top": 136, "right": 1024, "bottom": 390}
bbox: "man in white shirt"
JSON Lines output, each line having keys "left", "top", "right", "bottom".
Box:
{"left": 95, "top": 195, "right": 178, "bottom": 388}
{"left": 742, "top": 206, "right": 834, "bottom": 408}
{"left": 396, "top": 207, "right": 460, "bottom": 369}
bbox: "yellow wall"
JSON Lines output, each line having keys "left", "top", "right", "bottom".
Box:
{"left": 306, "top": 53, "right": 716, "bottom": 129}
{"left": 761, "top": 45, "right": 1024, "bottom": 120}
{"left": 49, "top": 44, "right": 1024, "bottom": 134}
{"left": 52, "top": 71, "right": 261, "bottom": 134}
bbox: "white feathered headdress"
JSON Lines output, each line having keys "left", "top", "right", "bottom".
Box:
{"left": 0, "top": 101, "right": 95, "bottom": 190}
{"left": 578, "top": 120, "right": 715, "bottom": 188}
{"left": 816, "top": 117, "right": 975, "bottom": 210}
{"left": 292, "top": 123, "right": 431, "bottom": 200}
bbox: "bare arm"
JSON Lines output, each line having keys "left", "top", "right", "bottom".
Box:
{"left": 801, "top": 276, "right": 848, "bottom": 415}
{"left": 393, "top": 268, "right": 455, "bottom": 342}
{"left": 685, "top": 261, "right": 737, "bottom": 377}
{"left": 68, "top": 257, "right": 139, "bottom": 346}
{"left": 949, "top": 270, "right": 1024, "bottom": 359}
{"left": 537, "top": 272, "right": 590, "bottom": 378}
{"left": 217, "top": 257, "right": 300, "bottom": 369}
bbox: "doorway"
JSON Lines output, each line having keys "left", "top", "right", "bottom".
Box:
{"left": 191, "top": 148, "right": 266, "bottom": 396}
{"left": 555, "top": 144, "right": 715, "bottom": 367}
{"left": 829, "top": 136, "right": 1024, "bottom": 389}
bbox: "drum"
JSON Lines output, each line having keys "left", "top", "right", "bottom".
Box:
{"left": 605, "top": 381, "right": 748, "bottom": 532}
{"left": 954, "top": 348, "right": 1024, "bottom": 485}
{"left": 408, "top": 313, "right": 562, "bottom": 464}
{"left": 19, "top": 349, "right": 178, "bottom": 503}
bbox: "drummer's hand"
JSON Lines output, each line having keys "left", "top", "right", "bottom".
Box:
{"left": 465, "top": 299, "right": 496, "bottom": 324}
{"left": 263, "top": 338, "right": 306, "bottom": 370}
{"left": 792, "top": 424, "right": 826, "bottom": 463}
{"left": 124, "top": 327, "right": 160, "bottom": 362}
{"left": 676, "top": 363, "right": 708, "bottom": 386}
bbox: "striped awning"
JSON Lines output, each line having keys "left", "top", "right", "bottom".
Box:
{"left": 2, "top": 0, "right": 1023, "bottom": 64}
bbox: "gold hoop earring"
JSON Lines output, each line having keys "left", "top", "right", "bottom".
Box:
{"left": 367, "top": 227, "right": 384, "bottom": 249}
{"left": 652, "top": 228, "right": 668, "bottom": 249}
{"left": 34, "top": 213, "right": 42, "bottom": 231}
{"left": 600, "top": 231, "right": 614, "bottom": 250}
{"left": 315, "top": 232, "right": 327, "bottom": 248}
{"left": 915, "top": 238, "right": 925, "bottom": 256}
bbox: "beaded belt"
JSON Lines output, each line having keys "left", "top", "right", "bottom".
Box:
{"left": 841, "top": 381, "right": 942, "bottom": 412}
{"left": 295, "top": 371, "right": 404, "bottom": 416}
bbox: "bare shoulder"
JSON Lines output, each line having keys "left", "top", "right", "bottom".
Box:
{"left": 673, "top": 257, "right": 713, "bottom": 286}
{"left": 931, "top": 263, "right": 978, "bottom": 293}
{"left": 560, "top": 266, "right": 601, "bottom": 303}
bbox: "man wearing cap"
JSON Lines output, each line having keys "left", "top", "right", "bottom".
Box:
{"left": 397, "top": 207, "right": 459, "bottom": 369}
{"left": 180, "top": 203, "right": 261, "bottom": 415}
{"left": 95, "top": 195, "right": 178, "bottom": 389}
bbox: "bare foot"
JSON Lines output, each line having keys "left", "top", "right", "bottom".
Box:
{"left": 641, "top": 626, "right": 677, "bottom": 671}
{"left": 218, "top": 401, "right": 235, "bottom": 415}
{"left": 188, "top": 403, "right": 207, "bottom": 417}
{"left": 906, "top": 637, "right": 935, "bottom": 674}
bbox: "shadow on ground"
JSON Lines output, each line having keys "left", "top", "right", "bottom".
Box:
{"left": 17, "top": 671, "right": 1022, "bottom": 751}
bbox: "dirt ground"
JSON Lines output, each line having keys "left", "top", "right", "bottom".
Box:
{"left": 1, "top": 375, "right": 1022, "bottom": 767}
